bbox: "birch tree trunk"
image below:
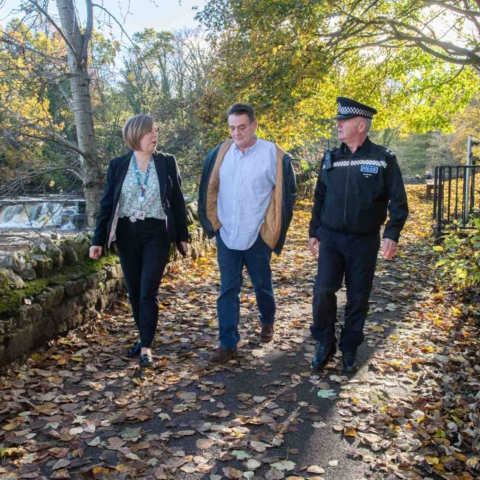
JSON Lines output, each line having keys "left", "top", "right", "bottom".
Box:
{"left": 55, "top": 0, "right": 104, "bottom": 227}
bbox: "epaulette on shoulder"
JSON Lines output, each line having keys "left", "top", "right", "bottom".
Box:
{"left": 377, "top": 144, "right": 397, "bottom": 160}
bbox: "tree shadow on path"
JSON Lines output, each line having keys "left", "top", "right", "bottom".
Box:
{"left": 0, "top": 198, "right": 444, "bottom": 479}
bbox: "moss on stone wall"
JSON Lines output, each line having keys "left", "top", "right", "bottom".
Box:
{"left": 0, "top": 278, "right": 49, "bottom": 315}
{"left": 80, "top": 252, "right": 120, "bottom": 275}
{"left": 0, "top": 271, "right": 11, "bottom": 296}
{"left": 0, "top": 253, "right": 119, "bottom": 316}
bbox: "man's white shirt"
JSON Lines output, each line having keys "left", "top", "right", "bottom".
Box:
{"left": 217, "top": 139, "right": 277, "bottom": 250}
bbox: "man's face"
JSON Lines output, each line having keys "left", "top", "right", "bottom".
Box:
{"left": 228, "top": 114, "right": 258, "bottom": 150}
{"left": 337, "top": 117, "right": 363, "bottom": 143}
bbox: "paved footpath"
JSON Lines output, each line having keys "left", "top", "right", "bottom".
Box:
{"left": 1, "top": 192, "right": 478, "bottom": 480}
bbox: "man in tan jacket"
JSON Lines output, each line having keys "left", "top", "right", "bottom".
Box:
{"left": 198, "top": 103, "right": 296, "bottom": 365}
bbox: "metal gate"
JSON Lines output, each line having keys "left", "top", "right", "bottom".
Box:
{"left": 433, "top": 165, "right": 479, "bottom": 236}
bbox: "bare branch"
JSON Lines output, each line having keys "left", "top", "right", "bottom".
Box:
{"left": 426, "top": 0, "right": 480, "bottom": 17}
{"left": 20, "top": 130, "right": 88, "bottom": 158}
{"left": 0, "top": 107, "right": 88, "bottom": 158}
{"left": 330, "top": 39, "right": 408, "bottom": 60}
{"left": 81, "top": 0, "right": 94, "bottom": 63}
{"left": 92, "top": 2, "right": 161, "bottom": 90}
{"left": 25, "top": 0, "right": 79, "bottom": 60}
{"left": 417, "top": 41, "right": 479, "bottom": 67}
{"left": 323, "top": 8, "right": 480, "bottom": 68}
{"left": 387, "top": 20, "right": 480, "bottom": 65}
{"left": 460, "top": 0, "right": 480, "bottom": 34}
{"left": 0, "top": 167, "right": 78, "bottom": 192}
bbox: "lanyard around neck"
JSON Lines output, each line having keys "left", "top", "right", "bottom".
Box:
{"left": 132, "top": 153, "right": 153, "bottom": 202}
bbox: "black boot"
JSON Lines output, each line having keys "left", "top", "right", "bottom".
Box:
{"left": 342, "top": 351, "right": 358, "bottom": 374}
{"left": 312, "top": 342, "right": 337, "bottom": 370}
{"left": 139, "top": 353, "right": 154, "bottom": 368}
{"left": 127, "top": 341, "right": 141, "bottom": 358}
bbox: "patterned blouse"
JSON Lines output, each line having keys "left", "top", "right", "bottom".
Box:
{"left": 117, "top": 156, "right": 166, "bottom": 220}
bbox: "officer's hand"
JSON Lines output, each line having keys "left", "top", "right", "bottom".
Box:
{"left": 309, "top": 237, "right": 319, "bottom": 257}
{"left": 382, "top": 238, "right": 397, "bottom": 260}
{"left": 89, "top": 246, "right": 103, "bottom": 260}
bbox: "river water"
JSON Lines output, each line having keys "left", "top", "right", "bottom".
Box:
{"left": 0, "top": 196, "right": 87, "bottom": 254}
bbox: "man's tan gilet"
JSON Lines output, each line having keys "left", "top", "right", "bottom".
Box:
{"left": 206, "top": 140, "right": 285, "bottom": 249}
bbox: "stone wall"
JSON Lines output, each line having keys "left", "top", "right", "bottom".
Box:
{"left": 0, "top": 262, "right": 126, "bottom": 370}
{"left": 0, "top": 202, "right": 213, "bottom": 370}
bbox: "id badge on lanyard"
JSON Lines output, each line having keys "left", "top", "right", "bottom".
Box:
{"left": 130, "top": 153, "right": 152, "bottom": 223}
{"left": 129, "top": 210, "right": 146, "bottom": 223}
{"left": 133, "top": 153, "right": 152, "bottom": 205}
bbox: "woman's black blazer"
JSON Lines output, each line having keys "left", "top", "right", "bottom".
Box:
{"left": 91, "top": 151, "right": 189, "bottom": 254}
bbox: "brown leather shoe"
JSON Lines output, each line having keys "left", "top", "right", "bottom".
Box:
{"left": 260, "top": 324, "right": 275, "bottom": 343}
{"left": 208, "top": 347, "right": 237, "bottom": 366}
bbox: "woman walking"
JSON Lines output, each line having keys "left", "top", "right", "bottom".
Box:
{"left": 89, "top": 114, "right": 189, "bottom": 368}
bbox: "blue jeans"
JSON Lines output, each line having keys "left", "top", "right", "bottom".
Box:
{"left": 216, "top": 232, "right": 275, "bottom": 350}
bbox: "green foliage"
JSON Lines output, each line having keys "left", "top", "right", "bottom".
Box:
{"left": 0, "top": 19, "right": 128, "bottom": 194}
{"left": 388, "top": 134, "right": 432, "bottom": 175}
{"left": 450, "top": 95, "right": 480, "bottom": 162}
{"left": 380, "top": 132, "right": 457, "bottom": 175}
{"left": 197, "top": 0, "right": 480, "bottom": 149}
{"left": 2, "top": 2, "right": 479, "bottom": 198}
{"left": 424, "top": 132, "right": 458, "bottom": 171}
{"left": 434, "top": 219, "right": 480, "bottom": 290}
{"left": 0, "top": 20, "right": 63, "bottom": 172}
{"left": 0, "top": 16, "right": 220, "bottom": 195}
{"left": 119, "top": 28, "right": 221, "bottom": 190}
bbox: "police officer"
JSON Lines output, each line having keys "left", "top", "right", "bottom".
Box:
{"left": 308, "top": 97, "right": 408, "bottom": 374}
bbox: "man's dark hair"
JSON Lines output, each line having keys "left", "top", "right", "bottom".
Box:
{"left": 227, "top": 103, "right": 255, "bottom": 123}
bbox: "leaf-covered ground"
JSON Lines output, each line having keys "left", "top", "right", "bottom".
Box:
{"left": 1, "top": 186, "right": 479, "bottom": 480}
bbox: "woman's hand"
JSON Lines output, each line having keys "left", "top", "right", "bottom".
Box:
{"left": 89, "top": 246, "right": 103, "bottom": 260}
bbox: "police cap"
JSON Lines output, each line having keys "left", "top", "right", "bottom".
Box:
{"left": 334, "top": 97, "right": 377, "bottom": 120}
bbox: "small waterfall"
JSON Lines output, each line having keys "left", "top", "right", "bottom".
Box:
{"left": 0, "top": 197, "right": 86, "bottom": 230}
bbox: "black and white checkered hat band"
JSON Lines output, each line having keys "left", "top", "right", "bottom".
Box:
{"left": 338, "top": 106, "right": 374, "bottom": 118}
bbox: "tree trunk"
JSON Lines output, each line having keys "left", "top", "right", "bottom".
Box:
{"left": 56, "top": 0, "right": 104, "bottom": 227}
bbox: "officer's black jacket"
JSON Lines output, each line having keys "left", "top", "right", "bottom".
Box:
{"left": 309, "top": 137, "right": 408, "bottom": 242}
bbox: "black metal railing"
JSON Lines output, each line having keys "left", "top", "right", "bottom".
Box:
{"left": 433, "top": 165, "right": 479, "bottom": 236}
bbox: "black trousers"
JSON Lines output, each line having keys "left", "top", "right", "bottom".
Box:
{"left": 311, "top": 226, "right": 380, "bottom": 353}
{"left": 116, "top": 217, "right": 171, "bottom": 348}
